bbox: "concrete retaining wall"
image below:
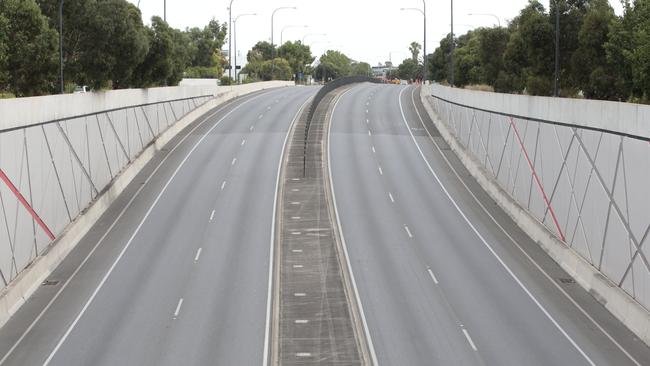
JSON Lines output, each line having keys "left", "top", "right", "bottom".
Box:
{"left": 0, "top": 81, "right": 292, "bottom": 327}
{"left": 421, "top": 84, "right": 650, "bottom": 345}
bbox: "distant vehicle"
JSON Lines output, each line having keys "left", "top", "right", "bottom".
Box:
{"left": 73, "top": 85, "right": 90, "bottom": 93}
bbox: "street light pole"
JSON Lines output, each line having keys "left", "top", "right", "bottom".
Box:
{"left": 271, "top": 6, "right": 297, "bottom": 80}
{"left": 233, "top": 13, "right": 256, "bottom": 84}
{"left": 450, "top": 0, "right": 455, "bottom": 86}
{"left": 281, "top": 25, "right": 307, "bottom": 46}
{"left": 467, "top": 13, "right": 501, "bottom": 27}
{"left": 59, "top": 0, "right": 64, "bottom": 94}
{"left": 554, "top": 0, "right": 560, "bottom": 97}
{"left": 228, "top": 0, "right": 235, "bottom": 81}
{"left": 423, "top": 0, "right": 427, "bottom": 83}
{"left": 400, "top": 3, "right": 427, "bottom": 83}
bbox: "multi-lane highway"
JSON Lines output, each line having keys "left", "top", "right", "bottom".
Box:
{"left": 1, "top": 82, "right": 650, "bottom": 365}
{"left": 328, "top": 83, "right": 650, "bottom": 366}
{"left": 0, "top": 86, "right": 315, "bottom": 365}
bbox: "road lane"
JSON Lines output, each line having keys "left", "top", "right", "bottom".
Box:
{"left": 0, "top": 86, "right": 316, "bottom": 366}
{"left": 329, "top": 83, "right": 650, "bottom": 365}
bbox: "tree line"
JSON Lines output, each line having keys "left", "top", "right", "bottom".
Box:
{"left": 241, "top": 41, "right": 373, "bottom": 82}
{"left": 0, "top": 0, "right": 227, "bottom": 97}
{"left": 425, "top": 0, "right": 650, "bottom": 101}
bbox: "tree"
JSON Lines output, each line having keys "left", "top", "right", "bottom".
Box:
{"left": 0, "top": 0, "right": 58, "bottom": 96}
{"left": 397, "top": 58, "right": 423, "bottom": 80}
{"left": 478, "top": 27, "right": 510, "bottom": 86}
{"left": 186, "top": 19, "right": 227, "bottom": 68}
{"left": 571, "top": 0, "right": 623, "bottom": 99}
{"left": 277, "top": 41, "right": 314, "bottom": 77}
{"left": 430, "top": 34, "right": 454, "bottom": 82}
{"left": 0, "top": 11, "right": 9, "bottom": 90}
{"left": 314, "top": 50, "right": 352, "bottom": 81}
{"left": 409, "top": 41, "right": 422, "bottom": 62}
{"left": 247, "top": 41, "right": 275, "bottom": 62}
{"left": 453, "top": 30, "right": 482, "bottom": 87}
{"left": 351, "top": 62, "right": 372, "bottom": 77}
{"left": 132, "top": 16, "right": 190, "bottom": 87}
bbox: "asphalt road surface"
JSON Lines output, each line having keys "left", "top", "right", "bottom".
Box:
{"left": 328, "top": 83, "right": 650, "bottom": 366}
{"left": 0, "top": 86, "right": 316, "bottom": 366}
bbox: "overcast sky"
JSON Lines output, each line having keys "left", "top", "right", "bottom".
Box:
{"left": 127, "top": 0, "right": 624, "bottom": 67}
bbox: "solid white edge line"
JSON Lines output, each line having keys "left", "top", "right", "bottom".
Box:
{"left": 262, "top": 95, "right": 313, "bottom": 366}
{"left": 0, "top": 90, "right": 272, "bottom": 366}
{"left": 388, "top": 192, "right": 395, "bottom": 203}
{"left": 173, "top": 298, "right": 184, "bottom": 318}
{"left": 40, "top": 91, "right": 263, "bottom": 366}
{"left": 462, "top": 329, "right": 478, "bottom": 351}
{"left": 209, "top": 210, "right": 215, "bottom": 222}
{"left": 404, "top": 225, "right": 413, "bottom": 239}
{"left": 411, "top": 88, "right": 642, "bottom": 366}
{"left": 221, "top": 181, "right": 227, "bottom": 190}
{"left": 427, "top": 268, "right": 439, "bottom": 285}
{"left": 328, "top": 87, "right": 379, "bottom": 365}
{"left": 397, "top": 87, "right": 596, "bottom": 366}
{"left": 194, "top": 248, "right": 202, "bottom": 262}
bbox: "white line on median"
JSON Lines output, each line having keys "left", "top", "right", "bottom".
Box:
{"left": 462, "top": 329, "right": 478, "bottom": 351}
{"left": 250, "top": 125, "right": 254, "bottom": 131}
{"left": 378, "top": 166, "right": 383, "bottom": 175}
{"left": 388, "top": 192, "right": 395, "bottom": 203}
{"left": 258, "top": 114, "right": 264, "bottom": 119}
{"left": 241, "top": 139, "right": 246, "bottom": 146}
{"left": 327, "top": 87, "right": 379, "bottom": 365}
{"left": 173, "top": 298, "right": 184, "bottom": 318}
{"left": 372, "top": 146, "right": 376, "bottom": 154}
{"left": 427, "top": 267, "right": 439, "bottom": 284}
{"left": 209, "top": 210, "right": 215, "bottom": 221}
{"left": 221, "top": 181, "right": 227, "bottom": 190}
{"left": 404, "top": 225, "right": 413, "bottom": 238}
{"left": 194, "top": 248, "right": 202, "bottom": 262}
{"left": 368, "top": 130, "right": 372, "bottom": 137}
{"left": 231, "top": 158, "right": 237, "bottom": 166}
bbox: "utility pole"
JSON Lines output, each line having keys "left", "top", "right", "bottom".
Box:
{"left": 233, "top": 13, "right": 256, "bottom": 84}
{"left": 450, "top": 0, "right": 455, "bottom": 86}
{"left": 554, "top": 0, "right": 560, "bottom": 97}
{"left": 271, "top": 7, "right": 296, "bottom": 80}
{"left": 59, "top": 0, "right": 65, "bottom": 94}
{"left": 423, "top": 0, "right": 427, "bottom": 83}
{"left": 228, "top": 0, "right": 234, "bottom": 81}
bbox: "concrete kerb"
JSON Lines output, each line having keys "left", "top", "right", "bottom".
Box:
{"left": 419, "top": 87, "right": 650, "bottom": 347}
{"left": 0, "top": 82, "right": 292, "bottom": 329}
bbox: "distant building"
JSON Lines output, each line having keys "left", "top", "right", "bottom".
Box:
{"left": 372, "top": 63, "right": 393, "bottom": 80}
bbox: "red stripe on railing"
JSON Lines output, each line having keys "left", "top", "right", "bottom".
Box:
{"left": 508, "top": 117, "right": 566, "bottom": 242}
{"left": 0, "top": 168, "right": 56, "bottom": 241}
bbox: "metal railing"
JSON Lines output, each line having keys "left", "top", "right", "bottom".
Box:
{"left": 0, "top": 94, "right": 213, "bottom": 288}
{"left": 429, "top": 91, "right": 650, "bottom": 309}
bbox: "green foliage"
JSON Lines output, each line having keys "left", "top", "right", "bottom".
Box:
{"left": 409, "top": 42, "right": 421, "bottom": 62}
{"left": 184, "top": 66, "right": 222, "bottom": 79}
{"left": 314, "top": 50, "right": 352, "bottom": 81}
{"left": 220, "top": 76, "right": 234, "bottom": 85}
{"left": 0, "top": 0, "right": 58, "bottom": 96}
{"left": 186, "top": 19, "right": 227, "bottom": 68}
{"left": 247, "top": 41, "right": 275, "bottom": 63}
{"left": 397, "top": 58, "right": 422, "bottom": 80}
{"left": 277, "top": 41, "right": 314, "bottom": 76}
{"left": 351, "top": 62, "right": 372, "bottom": 77}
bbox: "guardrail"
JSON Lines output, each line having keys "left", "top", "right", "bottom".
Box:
{"left": 426, "top": 84, "right": 650, "bottom": 311}
{"left": 0, "top": 93, "right": 213, "bottom": 288}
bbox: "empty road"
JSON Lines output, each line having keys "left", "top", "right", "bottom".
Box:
{"left": 328, "top": 83, "right": 650, "bottom": 366}
{"left": 0, "top": 86, "right": 315, "bottom": 365}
